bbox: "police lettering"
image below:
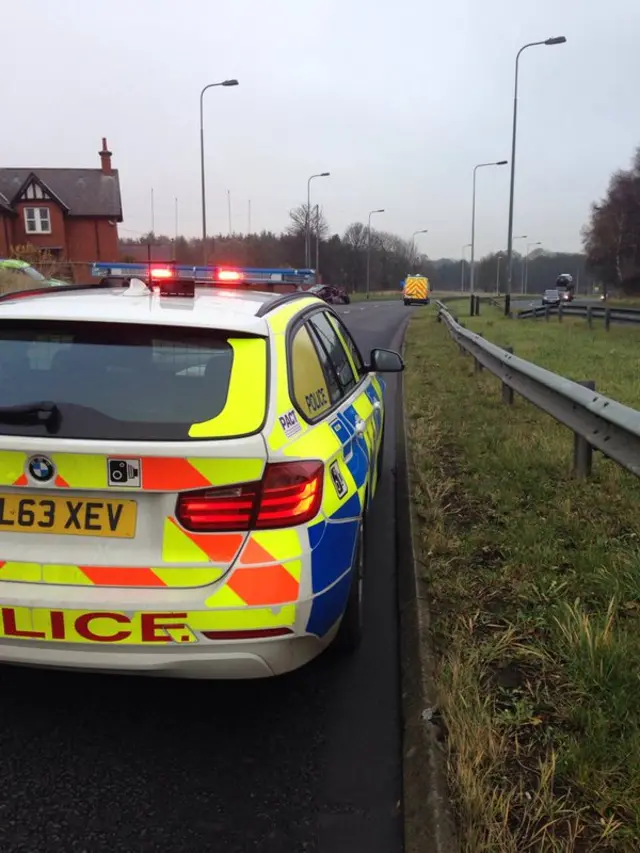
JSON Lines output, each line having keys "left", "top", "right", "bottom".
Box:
{"left": 0, "top": 608, "right": 190, "bottom": 643}
{"left": 305, "top": 387, "right": 328, "bottom": 413}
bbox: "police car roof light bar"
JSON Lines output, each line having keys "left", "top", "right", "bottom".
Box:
{"left": 91, "top": 262, "right": 317, "bottom": 287}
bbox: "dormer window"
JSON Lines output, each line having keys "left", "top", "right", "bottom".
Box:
{"left": 24, "top": 207, "right": 51, "bottom": 234}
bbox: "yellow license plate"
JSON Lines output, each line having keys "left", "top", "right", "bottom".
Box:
{"left": 0, "top": 494, "right": 136, "bottom": 538}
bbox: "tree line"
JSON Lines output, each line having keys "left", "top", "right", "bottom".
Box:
{"left": 120, "top": 203, "right": 590, "bottom": 295}
{"left": 583, "top": 146, "right": 640, "bottom": 296}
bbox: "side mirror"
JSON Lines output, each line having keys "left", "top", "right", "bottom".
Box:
{"left": 367, "top": 347, "right": 404, "bottom": 373}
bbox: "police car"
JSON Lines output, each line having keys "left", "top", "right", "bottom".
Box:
{"left": 0, "top": 263, "right": 403, "bottom": 678}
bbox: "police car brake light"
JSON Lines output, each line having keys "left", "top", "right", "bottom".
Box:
{"left": 176, "top": 461, "right": 324, "bottom": 531}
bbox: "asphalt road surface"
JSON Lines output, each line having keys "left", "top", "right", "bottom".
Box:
{"left": 0, "top": 300, "right": 411, "bottom": 853}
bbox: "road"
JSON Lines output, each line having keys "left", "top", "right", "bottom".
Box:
{"left": 0, "top": 301, "right": 411, "bottom": 853}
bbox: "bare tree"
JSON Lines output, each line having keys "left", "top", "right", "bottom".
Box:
{"left": 286, "top": 204, "right": 329, "bottom": 240}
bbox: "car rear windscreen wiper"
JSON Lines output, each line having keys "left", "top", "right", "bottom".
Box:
{"left": 0, "top": 402, "right": 61, "bottom": 431}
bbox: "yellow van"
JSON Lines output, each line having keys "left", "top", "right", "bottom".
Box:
{"left": 403, "top": 275, "right": 429, "bottom": 306}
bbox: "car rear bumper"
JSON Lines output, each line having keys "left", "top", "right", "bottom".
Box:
{"left": 0, "top": 629, "right": 336, "bottom": 679}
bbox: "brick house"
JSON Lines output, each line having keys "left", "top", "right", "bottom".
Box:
{"left": 0, "top": 139, "right": 122, "bottom": 280}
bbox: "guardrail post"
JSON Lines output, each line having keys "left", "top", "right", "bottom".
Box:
{"left": 501, "top": 346, "right": 514, "bottom": 404}
{"left": 558, "top": 304, "right": 564, "bottom": 323}
{"left": 605, "top": 308, "right": 611, "bottom": 331}
{"left": 475, "top": 295, "right": 481, "bottom": 315}
{"left": 474, "top": 334, "right": 484, "bottom": 373}
{"left": 572, "top": 380, "right": 596, "bottom": 478}
{"left": 587, "top": 305, "right": 593, "bottom": 329}
{"left": 469, "top": 294, "right": 475, "bottom": 317}
{"left": 545, "top": 306, "right": 550, "bottom": 321}
{"left": 436, "top": 311, "right": 442, "bottom": 323}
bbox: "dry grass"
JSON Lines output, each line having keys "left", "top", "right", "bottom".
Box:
{"left": 404, "top": 306, "right": 640, "bottom": 852}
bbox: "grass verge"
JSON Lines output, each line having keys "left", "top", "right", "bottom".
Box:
{"left": 460, "top": 306, "right": 640, "bottom": 407}
{"left": 404, "top": 307, "right": 640, "bottom": 852}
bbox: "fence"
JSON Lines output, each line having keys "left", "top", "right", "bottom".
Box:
{"left": 436, "top": 301, "right": 640, "bottom": 479}
{"left": 517, "top": 303, "right": 640, "bottom": 328}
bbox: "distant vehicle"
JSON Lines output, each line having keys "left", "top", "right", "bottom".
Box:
{"left": 555, "top": 273, "right": 574, "bottom": 302}
{"left": 403, "top": 274, "right": 430, "bottom": 306}
{"left": 307, "top": 284, "right": 350, "bottom": 305}
{"left": 542, "top": 289, "right": 561, "bottom": 305}
{"left": 0, "top": 259, "right": 66, "bottom": 288}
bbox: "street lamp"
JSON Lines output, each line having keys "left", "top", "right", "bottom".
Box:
{"left": 470, "top": 160, "right": 508, "bottom": 302}
{"left": 366, "top": 209, "right": 385, "bottom": 300}
{"left": 523, "top": 240, "right": 542, "bottom": 293}
{"left": 306, "top": 172, "right": 330, "bottom": 268}
{"left": 505, "top": 35, "right": 566, "bottom": 314}
{"left": 411, "top": 229, "right": 428, "bottom": 266}
{"left": 461, "top": 243, "right": 471, "bottom": 291}
{"left": 200, "top": 79, "right": 239, "bottom": 264}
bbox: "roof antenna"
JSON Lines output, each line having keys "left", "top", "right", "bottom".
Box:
{"left": 124, "top": 277, "right": 151, "bottom": 296}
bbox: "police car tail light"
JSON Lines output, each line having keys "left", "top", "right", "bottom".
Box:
{"left": 176, "top": 483, "right": 259, "bottom": 531}
{"left": 255, "top": 461, "right": 323, "bottom": 529}
{"left": 176, "top": 461, "right": 323, "bottom": 532}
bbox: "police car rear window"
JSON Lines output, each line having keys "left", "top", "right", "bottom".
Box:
{"left": 0, "top": 320, "right": 254, "bottom": 441}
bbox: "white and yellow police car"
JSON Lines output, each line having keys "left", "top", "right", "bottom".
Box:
{"left": 0, "top": 263, "right": 403, "bottom": 678}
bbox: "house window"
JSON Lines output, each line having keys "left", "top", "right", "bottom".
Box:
{"left": 24, "top": 207, "right": 51, "bottom": 234}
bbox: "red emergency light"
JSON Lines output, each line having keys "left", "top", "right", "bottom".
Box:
{"left": 147, "top": 265, "right": 195, "bottom": 297}
{"left": 149, "top": 266, "right": 175, "bottom": 280}
{"left": 215, "top": 268, "right": 244, "bottom": 283}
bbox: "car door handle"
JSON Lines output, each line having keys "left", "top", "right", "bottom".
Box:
{"left": 373, "top": 401, "right": 381, "bottom": 411}
{"left": 355, "top": 419, "right": 366, "bottom": 435}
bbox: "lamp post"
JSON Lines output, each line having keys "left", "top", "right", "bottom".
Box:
{"left": 461, "top": 243, "right": 471, "bottom": 291}
{"left": 411, "top": 229, "right": 428, "bottom": 265}
{"left": 523, "top": 240, "right": 541, "bottom": 293}
{"left": 306, "top": 172, "right": 330, "bottom": 268}
{"left": 505, "top": 36, "right": 566, "bottom": 314}
{"left": 314, "top": 204, "right": 321, "bottom": 274}
{"left": 366, "top": 209, "right": 385, "bottom": 299}
{"left": 200, "top": 79, "right": 239, "bottom": 264}
{"left": 470, "top": 160, "right": 507, "bottom": 306}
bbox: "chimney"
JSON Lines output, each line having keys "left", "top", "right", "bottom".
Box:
{"left": 99, "top": 137, "right": 113, "bottom": 175}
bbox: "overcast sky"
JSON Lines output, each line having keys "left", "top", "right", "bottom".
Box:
{"left": 4, "top": 0, "right": 640, "bottom": 259}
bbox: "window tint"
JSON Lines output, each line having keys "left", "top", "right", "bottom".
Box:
{"left": 327, "top": 313, "right": 365, "bottom": 376}
{"left": 0, "top": 320, "right": 255, "bottom": 440}
{"left": 308, "top": 311, "right": 355, "bottom": 395}
{"left": 290, "top": 324, "right": 333, "bottom": 418}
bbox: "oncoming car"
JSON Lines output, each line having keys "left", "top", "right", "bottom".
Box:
{"left": 0, "top": 263, "right": 403, "bottom": 679}
{"left": 542, "top": 289, "right": 561, "bottom": 306}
